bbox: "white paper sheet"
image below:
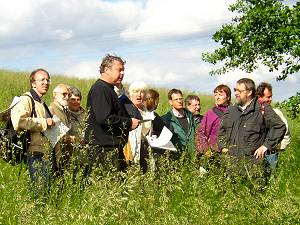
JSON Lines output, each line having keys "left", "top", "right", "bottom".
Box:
{"left": 0, "top": 96, "right": 21, "bottom": 117}
{"left": 44, "top": 115, "right": 70, "bottom": 147}
{"left": 146, "top": 126, "right": 177, "bottom": 151}
{"left": 141, "top": 111, "right": 155, "bottom": 122}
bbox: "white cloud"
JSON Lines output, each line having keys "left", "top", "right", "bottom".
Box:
{"left": 0, "top": 0, "right": 33, "bottom": 35}
{"left": 121, "top": 0, "right": 236, "bottom": 41}
{"left": 125, "top": 61, "right": 180, "bottom": 85}
{"left": 1, "top": 0, "right": 298, "bottom": 103}
{"left": 0, "top": 0, "right": 142, "bottom": 45}
{"left": 64, "top": 60, "right": 99, "bottom": 79}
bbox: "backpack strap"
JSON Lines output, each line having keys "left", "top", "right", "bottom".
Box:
{"left": 23, "top": 94, "right": 37, "bottom": 118}
{"left": 212, "top": 107, "right": 224, "bottom": 118}
{"left": 43, "top": 102, "right": 53, "bottom": 118}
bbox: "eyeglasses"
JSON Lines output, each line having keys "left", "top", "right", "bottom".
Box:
{"left": 70, "top": 97, "right": 81, "bottom": 102}
{"left": 55, "top": 92, "right": 71, "bottom": 98}
{"left": 234, "top": 88, "right": 247, "bottom": 93}
{"left": 34, "top": 78, "right": 51, "bottom": 84}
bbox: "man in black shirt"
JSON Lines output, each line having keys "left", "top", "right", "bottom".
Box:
{"left": 85, "top": 54, "right": 140, "bottom": 172}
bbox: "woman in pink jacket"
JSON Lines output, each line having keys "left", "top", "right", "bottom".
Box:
{"left": 195, "top": 84, "right": 231, "bottom": 154}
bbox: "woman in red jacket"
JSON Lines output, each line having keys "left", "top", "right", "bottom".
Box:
{"left": 195, "top": 84, "right": 231, "bottom": 154}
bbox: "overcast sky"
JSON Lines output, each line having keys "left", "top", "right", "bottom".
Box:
{"left": 0, "top": 0, "right": 298, "bottom": 101}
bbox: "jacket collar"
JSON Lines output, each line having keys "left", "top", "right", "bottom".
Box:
{"left": 172, "top": 108, "right": 186, "bottom": 118}
{"left": 30, "top": 89, "right": 43, "bottom": 102}
{"left": 238, "top": 97, "right": 258, "bottom": 114}
{"left": 99, "top": 78, "right": 114, "bottom": 89}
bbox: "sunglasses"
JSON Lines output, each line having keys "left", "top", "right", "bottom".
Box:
{"left": 55, "top": 92, "right": 71, "bottom": 98}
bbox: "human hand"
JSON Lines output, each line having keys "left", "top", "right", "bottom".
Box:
{"left": 221, "top": 148, "right": 229, "bottom": 154}
{"left": 46, "top": 118, "right": 55, "bottom": 127}
{"left": 65, "top": 135, "right": 76, "bottom": 144}
{"left": 131, "top": 118, "right": 140, "bottom": 130}
{"left": 254, "top": 145, "right": 268, "bottom": 159}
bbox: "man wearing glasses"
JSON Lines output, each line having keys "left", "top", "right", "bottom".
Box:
{"left": 11, "top": 68, "right": 54, "bottom": 196}
{"left": 49, "top": 84, "right": 72, "bottom": 175}
{"left": 218, "top": 78, "right": 286, "bottom": 174}
{"left": 49, "top": 84, "right": 71, "bottom": 126}
{"left": 162, "top": 89, "right": 196, "bottom": 152}
{"left": 185, "top": 95, "right": 203, "bottom": 125}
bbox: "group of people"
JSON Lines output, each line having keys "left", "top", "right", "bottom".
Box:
{"left": 8, "top": 54, "right": 291, "bottom": 194}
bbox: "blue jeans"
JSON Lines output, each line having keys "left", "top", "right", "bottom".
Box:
{"left": 265, "top": 152, "right": 279, "bottom": 170}
{"left": 27, "top": 154, "right": 51, "bottom": 198}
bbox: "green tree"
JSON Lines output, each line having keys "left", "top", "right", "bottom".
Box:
{"left": 202, "top": 0, "right": 299, "bottom": 81}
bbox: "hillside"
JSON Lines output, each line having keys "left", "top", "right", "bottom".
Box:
{"left": 0, "top": 69, "right": 299, "bottom": 224}
{"left": 0, "top": 69, "right": 214, "bottom": 116}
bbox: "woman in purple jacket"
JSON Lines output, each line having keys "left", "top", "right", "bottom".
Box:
{"left": 195, "top": 84, "right": 231, "bottom": 154}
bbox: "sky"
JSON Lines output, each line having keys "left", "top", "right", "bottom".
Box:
{"left": 0, "top": 0, "right": 299, "bottom": 102}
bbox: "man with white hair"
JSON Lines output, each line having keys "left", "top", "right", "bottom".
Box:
{"left": 49, "top": 83, "right": 72, "bottom": 174}
{"left": 50, "top": 84, "right": 71, "bottom": 126}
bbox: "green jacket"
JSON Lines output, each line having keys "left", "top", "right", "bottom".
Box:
{"left": 162, "top": 109, "right": 196, "bottom": 151}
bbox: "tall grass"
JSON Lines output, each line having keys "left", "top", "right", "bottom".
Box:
{"left": 0, "top": 69, "right": 299, "bottom": 224}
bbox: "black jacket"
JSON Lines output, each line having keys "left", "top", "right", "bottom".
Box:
{"left": 85, "top": 79, "right": 132, "bottom": 147}
{"left": 218, "top": 97, "right": 286, "bottom": 162}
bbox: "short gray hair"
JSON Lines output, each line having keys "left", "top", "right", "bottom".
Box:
{"left": 69, "top": 86, "right": 82, "bottom": 100}
{"left": 128, "top": 81, "right": 148, "bottom": 94}
{"left": 99, "top": 54, "right": 126, "bottom": 74}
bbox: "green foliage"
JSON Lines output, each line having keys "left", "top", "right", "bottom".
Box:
{"left": 202, "top": 0, "right": 300, "bottom": 81}
{"left": 277, "top": 92, "right": 300, "bottom": 119}
{"left": 0, "top": 69, "right": 214, "bottom": 117}
{"left": 1, "top": 69, "right": 299, "bottom": 224}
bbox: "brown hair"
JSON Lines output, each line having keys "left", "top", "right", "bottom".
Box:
{"left": 236, "top": 78, "right": 256, "bottom": 98}
{"left": 168, "top": 88, "right": 183, "bottom": 100}
{"left": 185, "top": 95, "right": 200, "bottom": 106}
{"left": 144, "top": 89, "right": 160, "bottom": 111}
{"left": 29, "top": 68, "right": 50, "bottom": 85}
{"left": 256, "top": 82, "right": 272, "bottom": 97}
{"left": 214, "top": 84, "right": 231, "bottom": 104}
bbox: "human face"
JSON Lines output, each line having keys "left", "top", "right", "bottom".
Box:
{"left": 259, "top": 88, "right": 272, "bottom": 104}
{"left": 153, "top": 97, "right": 159, "bottom": 111}
{"left": 54, "top": 86, "right": 70, "bottom": 107}
{"left": 105, "top": 60, "right": 124, "bottom": 85}
{"left": 68, "top": 94, "right": 81, "bottom": 112}
{"left": 130, "top": 89, "right": 145, "bottom": 109}
{"left": 186, "top": 99, "right": 200, "bottom": 115}
{"left": 147, "top": 97, "right": 159, "bottom": 111}
{"left": 234, "top": 83, "right": 251, "bottom": 106}
{"left": 169, "top": 93, "right": 183, "bottom": 111}
{"left": 32, "top": 71, "right": 51, "bottom": 97}
{"left": 214, "top": 90, "right": 230, "bottom": 107}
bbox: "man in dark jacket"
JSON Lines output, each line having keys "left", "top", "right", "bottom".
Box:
{"left": 85, "top": 54, "right": 140, "bottom": 172}
{"left": 218, "top": 78, "right": 286, "bottom": 169}
{"left": 162, "top": 89, "right": 196, "bottom": 152}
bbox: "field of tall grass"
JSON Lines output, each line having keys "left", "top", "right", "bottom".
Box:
{"left": 0, "top": 70, "right": 299, "bottom": 224}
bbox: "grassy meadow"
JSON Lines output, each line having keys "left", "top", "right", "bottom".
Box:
{"left": 0, "top": 69, "right": 299, "bottom": 225}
